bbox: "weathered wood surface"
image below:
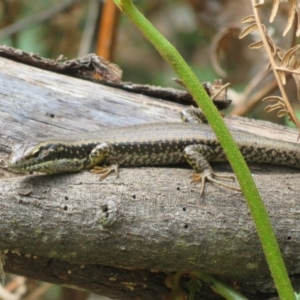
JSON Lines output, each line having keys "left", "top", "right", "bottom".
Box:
{"left": 1, "top": 55, "right": 300, "bottom": 298}
{"left": 0, "top": 45, "right": 233, "bottom": 110}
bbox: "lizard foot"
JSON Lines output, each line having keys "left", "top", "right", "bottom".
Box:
{"left": 191, "top": 172, "right": 241, "bottom": 196}
{"left": 91, "top": 164, "right": 119, "bottom": 180}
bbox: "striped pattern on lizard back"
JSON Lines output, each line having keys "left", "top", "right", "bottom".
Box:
{"left": 9, "top": 122, "right": 300, "bottom": 171}
{"left": 8, "top": 120, "right": 300, "bottom": 195}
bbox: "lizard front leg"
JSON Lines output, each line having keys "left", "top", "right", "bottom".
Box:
{"left": 86, "top": 143, "right": 120, "bottom": 179}
{"left": 183, "top": 144, "right": 240, "bottom": 195}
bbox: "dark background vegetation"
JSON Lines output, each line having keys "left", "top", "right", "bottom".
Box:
{"left": 2, "top": 0, "right": 297, "bottom": 122}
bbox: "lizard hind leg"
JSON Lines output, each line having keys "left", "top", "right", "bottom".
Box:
{"left": 184, "top": 144, "right": 241, "bottom": 195}
{"left": 181, "top": 107, "right": 225, "bottom": 124}
{"left": 191, "top": 171, "right": 240, "bottom": 196}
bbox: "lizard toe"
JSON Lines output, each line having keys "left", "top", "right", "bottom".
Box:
{"left": 191, "top": 171, "right": 241, "bottom": 196}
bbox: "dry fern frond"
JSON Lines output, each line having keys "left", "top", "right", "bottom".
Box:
{"left": 292, "top": 61, "right": 300, "bottom": 99}
{"left": 280, "top": 45, "right": 300, "bottom": 67}
{"left": 297, "top": 7, "right": 300, "bottom": 35}
{"left": 270, "top": 0, "right": 300, "bottom": 36}
{"left": 276, "top": 69, "right": 287, "bottom": 84}
{"left": 276, "top": 45, "right": 300, "bottom": 97}
{"left": 270, "top": 0, "right": 280, "bottom": 22}
{"left": 241, "top": 15, "right": 256, "bottom": 23}
{"left": 262, "top": 96, "right": 289, "bottom": 117}
{"left": 249, "top": 40, "right": 264, "bottom": 49}
{"left": 239, "top": 23, "right": 259, "bottom": 39}
{"left": 239, "top": 20, "right": 277, "bottom": 56}
{"left": 277, "top": 45, "right": 300, "bottom": 83}
{"left": 283, "top": 0, "right": 297, "bottom": 36}
{"left": 254, "top": 0, "right": 265, "bottom": 7}
{"left": 265, "top": 34, "right": 278, "bottom": 56}
{"left": 293, "top": 72, "right": 300, "bottom": 100}
{"left": 240, "top": 2, "right": 300, "bottom": 131}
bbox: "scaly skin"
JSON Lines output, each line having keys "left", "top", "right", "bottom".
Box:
{"left": 8, "top": 120, "right": 300, "bottom": 194}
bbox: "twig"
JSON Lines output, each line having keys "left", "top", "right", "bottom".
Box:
{"left": 96, "top": 0, "right": 120, "bottom": 60}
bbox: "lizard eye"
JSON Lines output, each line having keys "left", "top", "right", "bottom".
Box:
{"left": 31, "top": 150, "right": 40, "bottom": 158}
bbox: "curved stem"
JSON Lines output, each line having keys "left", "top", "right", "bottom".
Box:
{"left": 113, "top": 1, "right": 295, "bottom": 299}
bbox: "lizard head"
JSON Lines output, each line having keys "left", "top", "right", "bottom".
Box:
{"left": 8, "top": 140, "right": 87, "bottom": 173}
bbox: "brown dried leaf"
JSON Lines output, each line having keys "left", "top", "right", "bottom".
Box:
{"left": 263, "top": 96, "right": 286, "bottom": 114}
{"left": 279, "top": 45, "right": 300, "bottom": 101}
{"left": 275, "top": 47, "right": 285, "bottom": 61}
{"left": 283, "top": 0, "right": 296, "bottom": 36}
{"left": 270, "top": 0, "right": 280, "bottom": 23}
{"left": 262, "top": 95, "right": 285, "bottom": 103}
{"left": 241, "top": 15, "right": 256, "bottom": 23}
{"left": 254, "top": 0, "right": 265, "bottom": 7}
{"left": 277, "top": 109, "right": 289, "bottom": 118}
{"left": 290, "top": 61, "right": 300, "bottom": 101}
{"left": 297, "top": 8, "right": 300, "bottom": 36}
{"left": 277, "top": 70, "right": 287, "bottom": 85}
{"left": 265, "top": 35, "right": 278, "bottom": 56}
{"left": 249, "top": 40, "right": 264, "bottom": 49}
{"left": 292, "top": 73, "right": 300, "bottom": 100}
{"left": 281, "top": 45, "right": 300, "bottom": 67}
{"left": 239, "top": 23, "right": 258, "bottom": 39}
{"left": 288, "top": 54, "right": 296, "bottom": 66}
{"left": 211, "top": 26, "right": 240, "bottom": 77}
{"left": 261, "top": 23, "right": 268, "bottom": 34}
{"left": 264, "top": 103, "right": 283, "bottom": 113}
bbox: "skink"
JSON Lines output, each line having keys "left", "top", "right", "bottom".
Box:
{"left": 8, "top": 108, "right": 300, "bottom": 194}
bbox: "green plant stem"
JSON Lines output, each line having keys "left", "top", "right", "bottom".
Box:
{"left": 190, "top": 271, "right": 248, "bottom": 300}
{"left": 113, "top": 1, "right": 295, "bottom": 299}
{"left": 168, "top": 271, "right": 248, "bottom": 300}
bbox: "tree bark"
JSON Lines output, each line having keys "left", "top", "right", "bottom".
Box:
{"left": 1, "top": 55, "right": 300, "bottom": 299}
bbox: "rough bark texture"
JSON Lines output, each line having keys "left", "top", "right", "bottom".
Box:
{"left": 1, "top": 55, "right": 300, "bottom": 299}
